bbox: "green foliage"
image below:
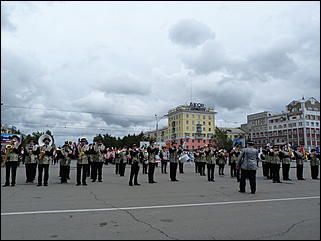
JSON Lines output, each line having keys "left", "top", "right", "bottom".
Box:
{"left": 93, "top": 131, "right": 146, "bottom": 148}
{"left": 211, "top": 127, "right": 233, "bottom": 151}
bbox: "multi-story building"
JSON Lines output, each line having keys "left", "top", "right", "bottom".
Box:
{"left": 143, "top": 127, "right": 169, "bottom": 142}
{"left": 218, "top": 127, "right": 247, "bottom": 147}
{"left": 247, "top": 97, "right": 320, "bottom": 149}
{"left": 167, "top": 102, "right": 216, "bottom": 149}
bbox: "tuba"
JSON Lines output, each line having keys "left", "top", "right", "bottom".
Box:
{"left": 38, "top": 134, "right": 54, "bottom": 160}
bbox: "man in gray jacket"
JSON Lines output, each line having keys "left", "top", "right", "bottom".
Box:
{"left": 237, "top": 140, "right": 259, "bottom": 194}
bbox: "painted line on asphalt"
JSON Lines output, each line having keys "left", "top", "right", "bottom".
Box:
{"left": 2, "top": 196, "right": 319, "bottom": 216}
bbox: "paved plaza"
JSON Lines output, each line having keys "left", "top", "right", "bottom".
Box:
{"left": 1, "top": 162, "right": 320, "bottom": 240}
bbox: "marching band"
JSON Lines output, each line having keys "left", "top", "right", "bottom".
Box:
{"left": 1, "top": 136, "right": 320, "bottom": 190}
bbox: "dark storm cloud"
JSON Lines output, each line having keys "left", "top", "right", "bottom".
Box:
{"left": 169, "top": 19, "right": 215, "bottom": 47}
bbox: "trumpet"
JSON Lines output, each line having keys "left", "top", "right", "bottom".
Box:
{"left": 79, "top": 151, "right": 85, "bottom": 159}
{"left": 287, "top": 144, "right": 295, "bottom": 159}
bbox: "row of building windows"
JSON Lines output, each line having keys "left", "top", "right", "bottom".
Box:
{"left": 252, "top": 128, "right": 320, "bottom": 137}
{"left": 269, "top": 121, "right": 319, "bottom": 130}
{"left": 169, "top": 114, "right": 213, "bottom": 121}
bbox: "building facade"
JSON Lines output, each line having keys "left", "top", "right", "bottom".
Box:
{"left": 247, "top": 97, "right": 320, "bottom": 149}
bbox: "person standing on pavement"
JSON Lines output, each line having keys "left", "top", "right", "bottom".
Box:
{"left": 129, "top": 144, "right": 141, "bottom": 186}
{"left": 147, "top": 141, "right": 158, "bottom": 183}
{"left": 237, "top": 140, "right": 259, "bottom": 194}
{"left": 309, "top": 149, "right": 320, "bottom": 180}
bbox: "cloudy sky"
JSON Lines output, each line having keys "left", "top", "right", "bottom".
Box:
{"left": 1, "top": 1, "right": 320, "bottom": 145}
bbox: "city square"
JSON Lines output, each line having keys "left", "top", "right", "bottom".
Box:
{"left": 1, "top": 163, "right": 320, "bottom": 240}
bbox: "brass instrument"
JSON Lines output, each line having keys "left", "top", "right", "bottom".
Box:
{"left": 302, "top": 147, "right": 309, "bottom": 161}
{"left": 38, "top": 134, "right": 54, "bottom": 160}
{"left": 287, "top": 144, "right": 295, "bottom": 159}
{"left": 1, "top": 145, "right": 13, "bottom": 167}
{"left": 79, "top": 151, "right": 85, "bottom": 159}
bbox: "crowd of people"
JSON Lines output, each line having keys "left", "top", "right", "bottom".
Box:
{"left": 1, "top": 135, "right": 320, "bottom": 194}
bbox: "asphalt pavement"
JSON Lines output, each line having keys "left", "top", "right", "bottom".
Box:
{"left": 1, "top": 162, "right": 320, "bottom": 240}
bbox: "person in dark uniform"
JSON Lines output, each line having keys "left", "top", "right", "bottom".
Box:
{"left": 217, "top": 150, "right": 226, "bottom": 176}
{"left": 205, "top": 145, "right": 216, "bottom": 182}
{"left": 24, "top": 138, "right": 39, "bottom": 183}
{"left": 76, "top": 138, "right": 90, "bottom": 186}
{"left": 237, "top": 140, "right": 259, "bottom": 194}
{"left": 270, "top": 146, "right": 282, "bottom": 183}
{"left": 37, "top": 137, "right": 53, "bottom": 187}
{"left": 160, "top": 147, "right": 168, "bottom": 174}
{"left": 294, "top": 147, "right": 305, "bottom": 180}
{"left": 199, "top": 147, "right": 206, "bottom": 176}
{"left": 169, "top": 142, "right": 179, "bottom": 181}
{"left": 91, "top": 140, "right": 106, "bottom": 182}
{"left": 193, "top": 148, "right": 200, "bottom": 174}
{"left": 262, "top": 145, "right": 272, "bottom": 179}
{"left": 178, "top": 146, "right": 184, "bottom": 174}
{"left": 147, "top": 141, "right": 158, "bottom": 183}
{"left": 57, "top": 143, "right": 73, "bottom": 184}
{"left": 119, "top": 147, "right": 128, "bottom": 177}
{"left": 129, "top": 144, "right": 141, "bottom": 186}
{"left": 2, "top": 135, "right": 21, "bottom": 187}
{"left": 309, "top": 149, "right": 320, "bottom": 179}
{"left": 280, "top": 146, "right": 292, "bottom": 181}
{"left": 229, "top": 147, "right": 238, "bottom": 178}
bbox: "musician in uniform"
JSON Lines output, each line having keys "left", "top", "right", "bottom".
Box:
{"left": 76, "top": 138, "right": 90, "bottom": 186}
{"left": 169, "top": 142, "right": 179, "bottom": 181}
{"left": 309, "top": 149, "right": 320, "bottom": 179}
{"left": 119, "top": 147, "right": 128, "bottom": 177}
{"left": 229, "top": 147, "right": 239, "bottom": 178}
{"left": 199, "top": 147, "right": 206, "bottom": 176}
{"left": 217, "top": 150, "right": 226, "bottom": 176}
{"left": 178, "top": 146, "right": 184, "bottom": 174}
{"left": 140, "top": 149, "right": 148, "bottom": 174}
{"left": 205, "top": 145, "right": 216, "bottom": 182}
{"left": 37, "top": 136, "right": 54, "bottom": 186}
{"left": 270, "top": 146, "right": 282, "bottom": 183}
{"left": 114, "top": 148, "right": 120, "bottom": 175}
{"left": 91, "top": 140, "right": 106, "bottom": 182}
{"left": 2, "top": 135, "right": 21, "bottom": 187}
{"left": 294, "top": 147, "right": 305, "bottom": 180}
{"left": 237, "top": 140, "right": 259, "bottom": 194}
{"left": 160, "top": 147, "right": 168, "bottom": 174}
{"left": 24, "top": 138, "right": 39, "bottom": 183}
{"left": 57, "top": 143, "right": 73, "bottom": 184}
{"left": 147, "top": 141, "right": 158, "bottom": 183}
{"left": 280, "top": 146, "right": 292, "bottom": 181}
{"left": 129, "top": 144, "right": 141, "bottom": 186}
{"left": 193, "top": 148, "right": 200, "bottom": 174}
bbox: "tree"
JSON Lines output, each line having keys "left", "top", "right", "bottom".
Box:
{"left": 211, "top": 127, "right": 233, "bottom": 151}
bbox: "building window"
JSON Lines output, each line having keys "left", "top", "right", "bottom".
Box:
{"left": 198, "top": 140, "right": 200, "bottom": 143}
{"left": 186, "top": 120, "right": 189, "bottom": 124}
{"left": 192, "top": 114, "right": 194, "bottom": 118}
{"left": 203, "top": 121, "right": 206, "bottom": 125}
{"left": 192, "top": 121, "right": 194, "bottom": 124}
{"left": 306, "top": 122, "right": 309, "bottom": 126}
{"left": 316, "top": 122, "right": 319, "bottom": 127}
{"left": 299, "top": 122, "right": 303, "bottom": 126}
{"left": 192, "top": 127, "right": 195, "bottom": 131}
{"left": 198, "top": 115, "right": 200, "bottom": 119}
{"left": 209, "top": 128, "right": 211, "bottom": 131}
{"left": 192, "top": 140, "right": 194, "bottom": 143}
{"left": 203, "top": 140, "right": 206, "bottom": 143}
{"left": 203, "top": 127, "right": 206, "bottom": 131}
{"left": 292, "top": 123, "right": 296, "bottom": 127}
{"left": 311, "top": 122, "right": 314, "bottom": 126}
{"left": 186, "top": 126, "right": 189, "bottom": 130}
{"left": 186, "top": 114, "right": 189, "bottom": 118}
{"left": 203, "top": 115, "right": 206, "bottom": 119}
{"left": 209, "top": 122, "right": 211, "bottom": 125}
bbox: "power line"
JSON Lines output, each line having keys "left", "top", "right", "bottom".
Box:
{"left": 1, "top": 105, "right": 156, "bottom": 119}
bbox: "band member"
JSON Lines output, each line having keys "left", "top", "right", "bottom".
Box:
{"left": 160, "top": 147, "right": 168, "bottom": 174}
{"left": 193, "top": 148, "right": 200, "bottom": 174}
{"left": 178, "top": 146, "right": 185, "bottom": 174}
{"left": 217, "top": 150, "right": 226, "bottom": 176}
{"left": 230, "top": 147, "right": 239, "bottom": 178}
{"left": 119, "top": 147, "right": 128, "bottom": 177}
{"left": 270, "top": 146, "right": 282, "bottom": 183}
{"left": 91, "top": 140, "right": 106, "bottom": 182}
{"left": 237, "top": 140, "right": 259, "bottom": 194}
{"left": 37, "top": 137, "right": 54, "bottom": 187}
{"left": 147, "top": 141, "right": 158, "bottom": 183}
{"left": 2, "top": 135, "right": 21, "bottom": 187}
{"left": 129, "top": 144, "right": 141, "bottom": 186}
{"left": 76, "top": 138, "right": 90, "bottom": 186}
{"left": 114, "top": 148, "right": 120, "bottom": 175}
{"left": 205, "top": 145, "right": 216, "bottom": 182}
{"left": 263, "top": 145, "right": 272, "bottom": 179}
{"left": 199, "top": 147, "right": 206, "bottom": 176}
{"left": 280, "top": 146, "right": 292, "bottom": 181}
{"left": 141, "top": 149, "right": 149, "bottom": 174}
{"left": 309, "top": 149, "right": 320, "bottom": 179}
{"left": 24, "top": 138, "right": 39, "bottom": 183}
{"left": 87, "top": 143, "right": 94, "bottom": 178}
{"left": 57, "top": 144, "right": 72, "bottom": 184}
{"left": 294, "top": 147, "right": 305, "bottom": 180}
{"left": 169, "top": 142, "right": 179, "bottom": 181}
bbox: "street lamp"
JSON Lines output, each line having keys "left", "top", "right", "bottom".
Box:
{"left": 155, "top": 114, "right": 167, "bottom": 144}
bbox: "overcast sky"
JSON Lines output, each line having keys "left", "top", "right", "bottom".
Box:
{"left": 1, "top": 1, "right": 320, "bottom": 145}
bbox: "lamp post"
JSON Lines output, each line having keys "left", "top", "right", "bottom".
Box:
{"left": 155, "top": 114, "right": 167, "bottom": 145}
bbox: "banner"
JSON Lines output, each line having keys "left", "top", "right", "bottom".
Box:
{"left": 1, "top": 133, "right": 22, "bottom": 146}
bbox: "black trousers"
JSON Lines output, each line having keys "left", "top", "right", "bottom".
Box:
{"left": 170, "top": 162, "right": 178, "bottom": 181}
{"left": 297, "top": 164, "right": 304, "bottom": 180}
{"left": 218, "top": 164, "right": 225, "bottom": 175}
{"left": 207, "top": 164, "right": 215, "bottom": 181}
{"left": 271, "top": 163, "right": 280, "bottom": 182}
{"left": 119, "top": 162, "right": 126, "bottom": 176}
{"left": 282, "top": 163, "right": 291, "bottom": 180}
{"left": 142, "top": 162, "right": 148, "bottom": 174}
{"left": 161, "top": 161, "right": 167, "bottom": 174}
{"left": 77, "top": 164, "right": 88, "bottom": 185}
{"left": 195, "top": 162, "right": 199, "bottom": 173}
{"left": 92, "top": 162, "right": 103, "bottom": 181}
{"left": 60, "top": 165, "right": 69, "bottom": 183}
{"left": 115, "top": 163, "right": 119, "bottom": 174}
{"left": 239, "top": 169, "right": 256, "bottom": 193}
{"left": 148, "top": 163, "right": 156, "bottom": 182}
{"left": 179, "top": 161, "right": 184, "bottom": 173}
{"left": 266, "top": 163, "right": 272, "bottom": 179}
{"left": 236, "top": 168, "right": 240, "bottom": 182}
{"left": 129, "top": 162, "right": 140, "bottom": 185}
{"left": 38, "top": 164, "right": 49, "bottom": 185}
{"left": 198, "top": 162, "right": 206, "bottom": 176}
{"left": 230, "top": 163, "right": 236, "bottom": 177}
{"left": 25, "top": 163, "right": 33, "bottom": 182}
{"left": 67, "top": 165, "right": 70, "bottom": 179}
{"left": 262, "top": 162, "right": 267, "bottom": 177}
{"left": 311, "top": 165, "right": 319, "bottom": 179}
{"left": 5, "top": 162, "right": 18, "bottom": 185}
